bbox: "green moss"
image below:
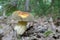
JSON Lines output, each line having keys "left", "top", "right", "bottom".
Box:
{"left": 44, "top": 30, "right": 53, "bottom": 37}
{"left": 0, "top": 26, "right": 3, "bottom": 29}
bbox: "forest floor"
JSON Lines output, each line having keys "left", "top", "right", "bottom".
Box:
{"left": 0, "top": 16, "right": 60, "bottom": 40}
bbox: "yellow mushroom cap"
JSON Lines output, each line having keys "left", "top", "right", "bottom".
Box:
{"left": 18, "top": 12, "right": 29, "bottom": 18}
{"left": 11, "top": 11, "right": 34, "bottom": 22}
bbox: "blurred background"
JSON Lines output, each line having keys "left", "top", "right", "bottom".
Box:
{"left": 0, "top": 0, "right": 60, "bottom": 19}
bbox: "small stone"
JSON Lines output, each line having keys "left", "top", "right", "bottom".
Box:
{"left": 56, "top": 29, "right": 58, "bottom": 32}
{"left": 0, "top": 34, "right": 4, "bottom": 40}
{"left": 52, "top": 35, "right": 59, "bottom": 39}
{"left": 32, "top": 38, "right": 37, "bottom": 40}
{"left": 36, "top": 35, "right": 41, "bottom": 38}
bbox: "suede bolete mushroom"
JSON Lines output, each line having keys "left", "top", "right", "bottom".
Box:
{"left": 10, "top": 11, "right": 34, "bottom": 35}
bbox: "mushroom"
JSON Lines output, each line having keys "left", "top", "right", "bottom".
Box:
{"left": 9, "top": 11, "right": 34, "bottom": 35}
